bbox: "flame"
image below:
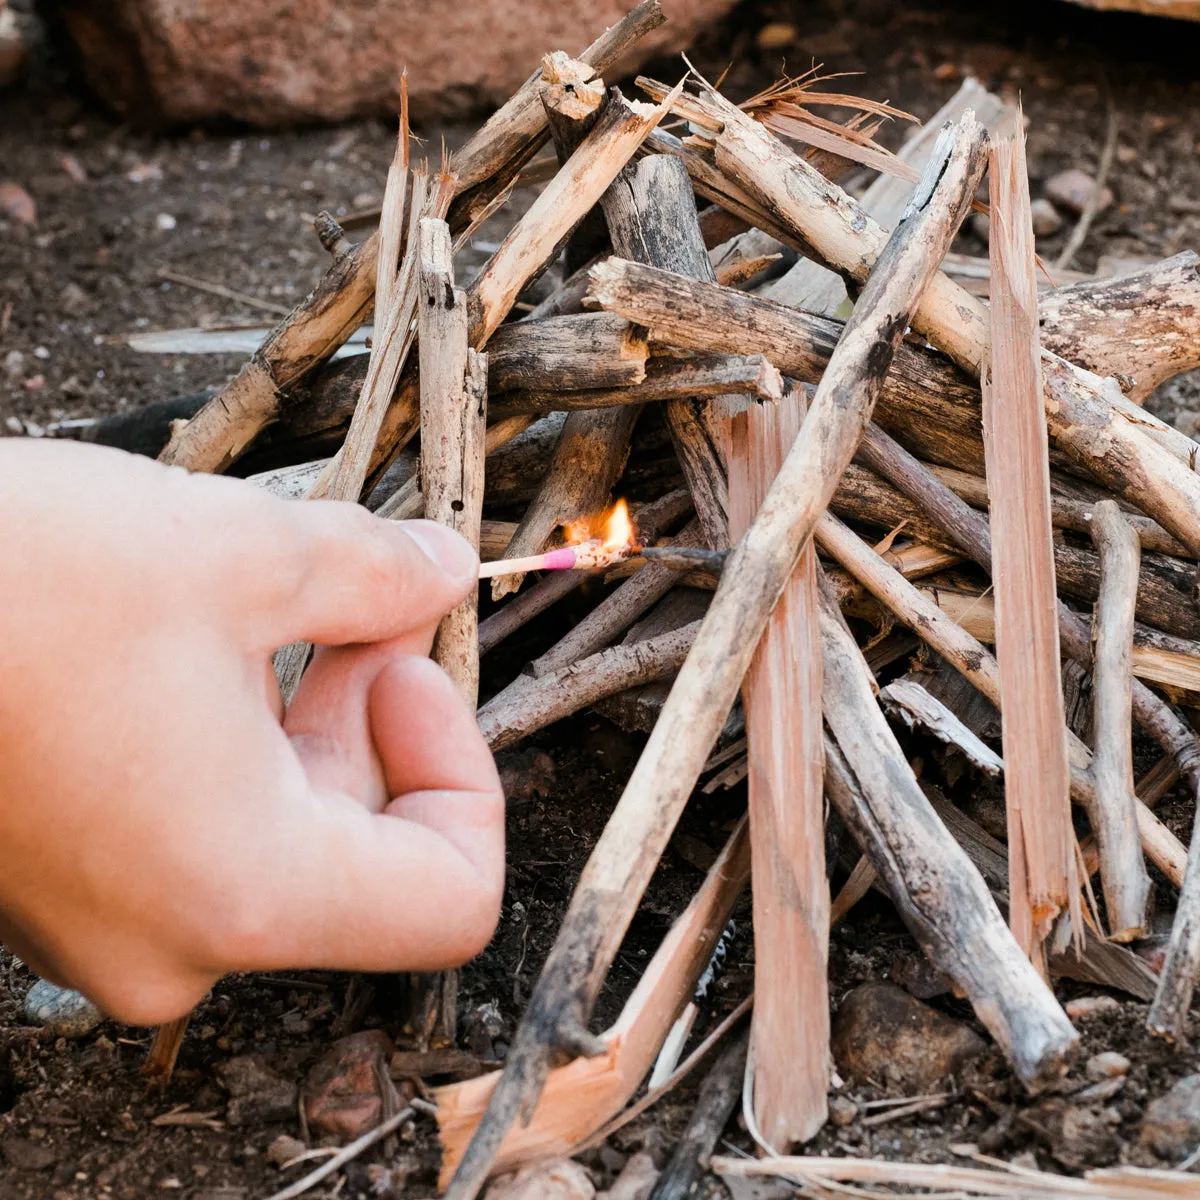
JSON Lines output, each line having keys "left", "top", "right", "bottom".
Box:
{"left": 561, "top": 499, "right": 636, "bottom": 550}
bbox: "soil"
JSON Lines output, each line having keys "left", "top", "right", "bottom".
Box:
{"left": 3, "top": 0, "right": 1200, "bottom": 1196}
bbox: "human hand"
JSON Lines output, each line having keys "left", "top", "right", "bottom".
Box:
{"left": 0, "top": 440, "right": 503, "bottom": 1024}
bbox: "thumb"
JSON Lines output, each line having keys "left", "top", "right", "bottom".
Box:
{"left": 261, "top": 507, "right": 478, "bottom": 649}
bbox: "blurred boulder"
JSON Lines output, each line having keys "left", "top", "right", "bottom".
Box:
{"left": 53, "top": 0, "right": 737, "bottom": 128}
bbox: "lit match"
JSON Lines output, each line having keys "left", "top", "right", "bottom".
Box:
{"left": 478, "top": 500, "right": 638, "bottom": 580}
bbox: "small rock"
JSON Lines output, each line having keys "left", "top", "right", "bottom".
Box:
{"left": 155, "top": 212, "right": 177, "bottom": 230}
{"left": 21, "top": 979, "right": 104, "bottom": 1039}
{"left": 832, "top": 983, "right": 986, "bottom": 1093}
{"left": 463, "top": 1001, "right": 505, "bottom": 1062}
{"left": 1064, "top": 995, "right": 1120, "bottom": 1022}
{"left": 214, "top": 1055, "right": 298, "bottom": 1126}
{"left": 486, "top": 1159, "right": 595, "bottom": 1200}
{"left": 59, "top": 282, "right": 90, "bottom": 315}
{"left": 889, "top": 954, "right": 952, "bottom": 1001}
{"left": 498, "top": 750, "right": 556, "bottom": 803}
{"left": 1, "top": 1135, "right": 56, "bottom": 1171}
{"left": 597, "top": 1152, "right": 658, "bottom": 1200}
{"left": 1030, "top": 198, "right": 1063, "bottom": 237}
{"left": 756, "top": 22, "right": 797, "bottom": 49}
{"left": 1141, "top": 1074, "right": 1200, "bottom": 1161}
{"left": 126, "top": 162, "right": 163, "bottom": 184}
{"left": 1024, "top": 1098, "right": 1120, "bottom": 1171}
{"left": 1045, "top": 168, "right": 1113, "bottom": 217}
{"left": 828, "top": 1095, "right": 858, "bottom": 1127}
{"left": 1076, "top": 1076, "right": 1125, "bottom": 1104}
{"left": 266, "top": 1133, "right": 307, "bottom": 1168}
{"left": 1086, "top": 1052, "right": 1130, "bottom": 1081}
{"left": 0, "top": 181, "right": 35, "bottom": 225}
{"left": 304, "top": 1029, "right": 395, "bottom": 1141}
{"left": 3, "top": 348, "right": 23, "bottom": 377}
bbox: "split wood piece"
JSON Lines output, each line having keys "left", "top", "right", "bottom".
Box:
{"left": 762, "top": 76, "right": 1009, "bottom": 310}
{"left": 931, "top": 463, "right": 1190, "bottom": 559}
{"left": 143, "top": 1017, "right": 190, "bottom": 1083}
{"left": 649, "top": 1031, "right": 749, "bottom": 1200}
{"left": 376, "top": 96, "right": 411, "bottom": 319}
{"left": 157, "top": 225, "right": 380, "bottom": 474}
{"left": 487, "top": 313, "right": 647, "bottom": 393}
{"left": 441, "top": 117, "right": 988, "bottom": 1200}
{"left": 639, "top": 77, "right": 1200, "bottom": 558}
{"left": 309, "top": 167, "right": 455, "bottom": 504}
{"left": 1149, "top": 802, "right": 1200, "bottom": 1036}
{"left": 819, "top": 588, "right": 1077, "bottom": 1091}
{"left": 419, "top": 219, "right": 487, "bottom": 705}
{"left": 477, "top": 621, "right": 699, "bottom": 752}
{"left": 477, "top": 489, "right": 693, "bottom": 656}
{"left": 435, "top": 819, "right": 750, "bottom": 1186}
{"left": 529, "top": 520, "right": 704, "bottom": 677}
{"left": 1087, "top": 501, "right": 1150, "bottom": 941}
{"left": 356, "top": 85, "right": 681, "bottom": 497}
{"left": 447, "top": 0, "right": 665, "bottom": 230}
{"left": 1039, "top": 251, "right": 1200, "bottom": 402}
{"left": 880, "top": 680, "right": 1002, "bottom": 777}
{"left": 541, "top": 53, "right": 611, "bottom": 276}
{"left": 492, "top": 353, "right": 783, "bottom": 416}
{"left": 984, "top": 114, "right": 1074, "bottom": 972}
{"left": 726, "top": 393, "right": 828, "bottom": 1149}
{"left": 598, "top": 153, "right": 736, "bottom": 550}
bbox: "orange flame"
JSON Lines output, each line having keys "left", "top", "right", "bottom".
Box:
{"left": 562, "top": 499, "right": 636, "bottom": 550}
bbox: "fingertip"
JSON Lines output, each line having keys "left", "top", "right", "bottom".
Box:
{"left": 393, "top": 520, "right": 478, "bottom": 591}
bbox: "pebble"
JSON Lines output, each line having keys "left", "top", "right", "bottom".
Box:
{"left": 1030, "top": 198, "right": 1063, "bottom": 237}
{"left": 21, "top": 979, "right": 103, "bottom": 1039}
{"left": 1, "top": 1134, "right": 56, "bottom": 1172}
{"left": 1064, "top": 995, "right": 1120, "bottom": 1021}
{"left": 266, "top": 1133, "right": 307, "bottom": 1168}
{"left": 828, "top": 1095, "right": 858, "bottom": 1127}
{"left": 831, "top": 982, "right": 986, "bottom": 1093}
{"left": 1025, "top": 1098, "right": 1120, "bottom": 1171}
{"left": 155, "top": 212, "right": 177, "bottom": 230}
{"left": 1086, "top": 1051, "right": 1130, "bottom": 1081}
{"left": 1045, "top": 168, "right": 1113, "bottom": 217}
{"left": 59, "top": 282, "right": 90, "bottom": 315}
{"left": 756, "top": 22, "right": 797, "bottom": 49}
{"left": 304, "top": 1029, "right": 396, "bottom": 1140}
{"left": 486, "top": 1159, "right": 595, "bottom": 1200}
{"left": 214, "top": 1054, "right": 298, "bottom": 1126}
{"left": 597, "top": 1152, "right": 658, "bottom": 1200}
{"left": 0, "top": 181, "right": 35, "bottom": 225}
{"left": 1141, "top": 1074, "right": 1200, "bottom": 1161}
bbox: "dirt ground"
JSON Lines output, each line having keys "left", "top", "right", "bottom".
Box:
{"left": 4, "top": 0, "right": 1200, "bottom": 1196}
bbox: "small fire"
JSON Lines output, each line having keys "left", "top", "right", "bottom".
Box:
{"left": 563, "top": 499, "right": 636, "bottom": 551}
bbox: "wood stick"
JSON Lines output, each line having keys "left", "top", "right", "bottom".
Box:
{"left": 492, "top": 352, "right": 783, "bottom": 416}
{"left": 477, "top": 621, "right": 699, "bottom": 752}
{"left": 819, "top": 591, "right": 1077, "bottom": 1091}
{"left": 375, "top": 100, "right": 410, "bottom": 319}
{"left": 1149, "top": 806, "right": 1200, "bottom": 1036}
{"left": 529, "top": 520, "right": 704, "bottom": 677}
{"left": 419, "top": 219, "right": 487, "bottom": 704}
{"left": 983, "top": 114, "right": 1076, "bottom": 971}
{"left": 487, "top": 313, "right": 647, "bottom": 393}
{"left": 313, "top": 167, "right": 455, "bottom": 504}
{"left": 435, "top": 820, "right": 750, "bottom": 1186}
{"left": 639, "top": 77, "right": 1200, "bottom": 559}
{"left": 1039, "top": 251, "right": 1200, "bottom": 402}
{"left": 727, "top": 393, "right": 827, "bottom": 1149}
{"left": 648, "top": 1031, "right": 748, "bottom": 1200}
{"left": 1087, "top": 501, "right": 1150, "bottom": 941}
{"left": 440, "top": 115, "right": 988, "bottom": 1200}
{"left": 599, "top": 154, "right": 734, "bottom": 550}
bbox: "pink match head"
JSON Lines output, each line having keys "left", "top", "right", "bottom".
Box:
{"left": 541, "top": 547, "right": 578, "bottom": 571}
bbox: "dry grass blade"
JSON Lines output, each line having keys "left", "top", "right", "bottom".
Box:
{"left": 982, "top": 108, "right": 1079, "bottom": 973}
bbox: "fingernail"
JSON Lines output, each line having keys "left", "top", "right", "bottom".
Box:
{"left": 402, "top": 520, "right": 478, "bottom": 583}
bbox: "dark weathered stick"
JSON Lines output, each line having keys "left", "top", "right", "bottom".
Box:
{"left": 599, "top": 154, "right": 734, "bottom": 550}
{"left": 492, "top": 353, "right": 782, "bottom": 415}
{"left": 1087, "top": 501, "right": 1150, "bottom": 941}
{"left": 488, "top": 313, "right": 647, "bottom": 392}
{"left": 477, "top": 621, "right": 699, "bottom": 751}
{"left": 441, "top": 115, "right": 988, "bottom": 1200}
{"left": 818, "top": 585, "right": 1077, "bottom": 1091}
{"left": 648, "top": 1031, "right": 749, "bottom": 1200}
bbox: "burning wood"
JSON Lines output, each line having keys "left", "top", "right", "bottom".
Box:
{"left": 121, "top": 9, "right": 1200, "bottom": 1192}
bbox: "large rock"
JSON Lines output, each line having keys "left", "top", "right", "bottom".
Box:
{"left": 1141, "top": 1074, "right": 1200, "bottom": 1161}
{"left": 54, "top": 0, "right": 737, "bottom": 128}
